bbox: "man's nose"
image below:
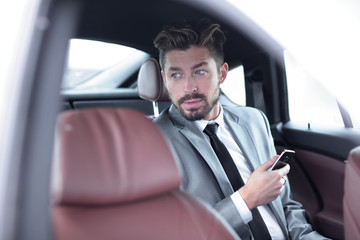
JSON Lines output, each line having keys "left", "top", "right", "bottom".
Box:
{"left": 184, "top": 76, "right": 197, "bottom": 93}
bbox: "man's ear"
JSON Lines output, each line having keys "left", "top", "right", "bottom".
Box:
{"left": 161, "top": 70, "right": 167, "bottom": 87}
{"left": 220, "top": 62, "right": 229, "bottom": 84}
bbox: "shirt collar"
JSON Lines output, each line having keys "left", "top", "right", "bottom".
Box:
{"left": 194, "top": 104, "right": 225, "bottom": 132}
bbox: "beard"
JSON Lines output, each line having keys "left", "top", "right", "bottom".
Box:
{"left": 170, "top": 86, "right": 220, "bottom": 121}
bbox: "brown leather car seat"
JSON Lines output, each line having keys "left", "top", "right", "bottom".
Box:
{"left": 343, "top": 146, "right": 360, "bottom": 240}
{"left": 52, "top": 108, "right": 239, "bottom": 240}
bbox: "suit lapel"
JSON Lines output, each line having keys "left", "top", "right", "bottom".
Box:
{"left": 223, "top": 109, "right": 261, "bottom": 171}
{"left": 169, "top": 105, "right": 234, "bottom": 196}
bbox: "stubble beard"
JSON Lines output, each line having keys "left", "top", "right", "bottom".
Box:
{"left": 170, "top": 86, "right": 221, "bottom": 121}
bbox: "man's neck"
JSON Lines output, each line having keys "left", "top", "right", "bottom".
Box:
{"left": 203, "top": 102, "right": 221, "bottom": 121}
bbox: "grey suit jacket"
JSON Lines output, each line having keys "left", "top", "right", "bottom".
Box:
{"left": 154, "top": 104, "right": 329, "bottom": 240}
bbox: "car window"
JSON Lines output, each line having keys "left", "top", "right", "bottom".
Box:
{"left": 64, "top": 38, "right": 247, "bottom": 106}
{"left": 221, "top": 65, "right": 246, "bottom": 106}
{"left": 62, "top": 39, "right": 149, "bottom": 90}
{"left": 285, "top": 51, "right": 345, "bottom": 128}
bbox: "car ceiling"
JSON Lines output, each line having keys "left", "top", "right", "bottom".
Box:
{"left": 74, "top": 0, "right": 269, "bottom": 69}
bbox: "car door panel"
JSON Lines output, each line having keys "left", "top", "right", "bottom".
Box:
{"left": 293, "top": 149, "right": 344, "bottom": 240}
{"left": 273, "top": 123, "right": 360, "bottom": 240}
{"left": 275, "top": 146, "right": 345, "bottom": 240}
{"left": 275, "top": 146, "right": 322, "bottom": 220}
{"left": 282, "top": 122, "right": 360, "bottom": 160}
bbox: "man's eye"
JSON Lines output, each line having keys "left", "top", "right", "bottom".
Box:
{"left": 171, "top": 73, "right": 181, "bottom": 79}
{"left": 194, "top": 70, "right": 206, "bottom": 76}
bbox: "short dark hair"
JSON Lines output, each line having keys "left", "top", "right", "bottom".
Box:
{"left": 153, "top": 19, "right": 226, "bottom": 70}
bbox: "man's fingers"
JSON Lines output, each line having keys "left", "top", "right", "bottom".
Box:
{"left": 258, "top": 155, "right": 279, "bottom": 171}
{"left": 275, "top": 163, "right": 290, "bottom": 177}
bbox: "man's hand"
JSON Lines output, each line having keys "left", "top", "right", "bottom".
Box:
{"left": 238, "top": 156, "right": 290, "bottom": 210}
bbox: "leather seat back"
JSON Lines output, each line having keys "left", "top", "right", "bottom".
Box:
{"left": 52, "top": 108, "right": 239, "bottom": 240}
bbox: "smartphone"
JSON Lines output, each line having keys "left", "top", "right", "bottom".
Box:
{"left": 268, "top": 149, "right": 295, "bottom": 171}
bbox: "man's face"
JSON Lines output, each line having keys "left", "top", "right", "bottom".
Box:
{"left": 162, "top": 46, "right": 228, "bottom": 121}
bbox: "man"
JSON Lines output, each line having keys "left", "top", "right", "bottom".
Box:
{"left": 153, "top": 19, "right": 328, "bottom": 239}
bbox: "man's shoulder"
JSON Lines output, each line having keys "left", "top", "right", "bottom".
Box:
{"left": 223, "top": 105, "right": 271, "bottom": 136}
{"left": 153, "top": 108, "right": 176, "bottom": 131}
{"left": 154, "top": 108, "right": 170, "bottom": 124}
{"left": 223, "top": 105, "right": 264, "bottom": 120}
{"left": 223, "top": 105, "right": 258, "bottom": 113}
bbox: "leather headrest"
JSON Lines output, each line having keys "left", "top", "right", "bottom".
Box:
{"left": 138, "top": 58, "right": 170, "bottom": 102}
{"left": 53, "top": 108, "right": 180, "bottom": 205}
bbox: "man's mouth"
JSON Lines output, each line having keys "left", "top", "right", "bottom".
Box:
{"left": 178, "top": 93, "right": 206, "bottom": 109}
{"left": 183, "top": 98, "right": 202, "bottom": 109}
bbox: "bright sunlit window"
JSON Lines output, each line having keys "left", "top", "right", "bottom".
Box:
{"left": 285, "top": 51, "right": 344, "bottom": 128}
{"left": 62, "top": 39, "right": 149, "bottom": 90}
{"left": 227, "top": 0, "right": 360, "bottom": 128}
{"left": 221, "top": 65, "right": 246, "bottom": 106}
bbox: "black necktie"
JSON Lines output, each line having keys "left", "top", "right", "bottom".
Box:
{"left": 204, "top": 123, "right": 271, "bottom": 240}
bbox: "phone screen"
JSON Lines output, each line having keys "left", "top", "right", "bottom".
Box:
{"left": 268, "top": 149, "right": 295, "bottom": 171}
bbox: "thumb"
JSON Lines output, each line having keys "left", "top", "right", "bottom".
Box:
{"left": 257, "top": 155, "right": 279, "bottom": 171}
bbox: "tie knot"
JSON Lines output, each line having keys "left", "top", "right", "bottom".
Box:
{"left": 204, "top": 123, "right": 219, "bottom": 137}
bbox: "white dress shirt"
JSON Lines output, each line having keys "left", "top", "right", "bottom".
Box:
{"left": 194, "top": 106, "right": 285, "bottom": 240}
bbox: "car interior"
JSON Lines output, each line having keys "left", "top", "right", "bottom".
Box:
{"left": 11, "top": 0, "right": 360, "bottom": 239}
